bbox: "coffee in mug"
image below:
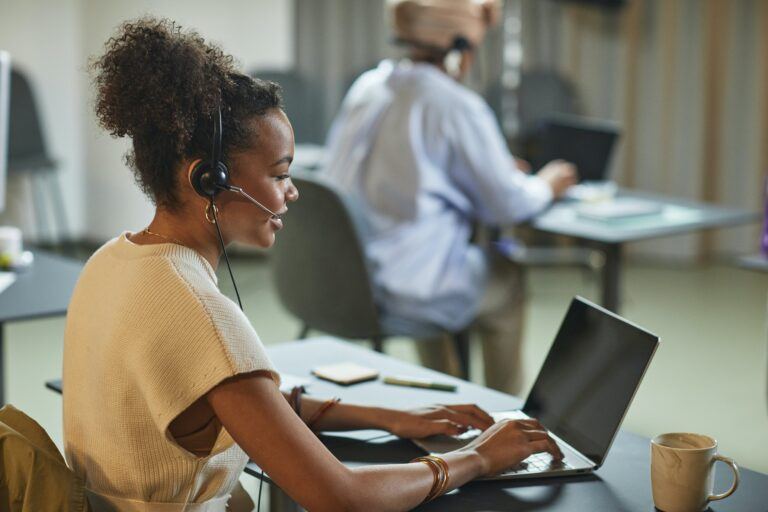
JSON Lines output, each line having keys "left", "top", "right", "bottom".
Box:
{"left": 651, "top": 432, "right": 739, "bottom": 512}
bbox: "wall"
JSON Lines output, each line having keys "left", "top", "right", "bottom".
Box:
{"left": 0, "top": 0, "right": 86, "bottom": 243}
{"left": 0, "top": 0, "right": 294, "bottom": 242}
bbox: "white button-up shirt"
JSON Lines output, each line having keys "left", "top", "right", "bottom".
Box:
{"left": 323, "top": 60, "right": 552, "bottom": 331}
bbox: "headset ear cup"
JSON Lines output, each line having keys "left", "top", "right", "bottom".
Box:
{"left": 189, "top": 161, "right": 229, "bottom": 198}
{"left": 189, "top": 161, "right": 211, "bottom": 197}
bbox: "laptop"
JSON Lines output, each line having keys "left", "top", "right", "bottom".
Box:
{"left": 529, "top": 114, "right": 621, "bottom": 183}
{"left": 413, "top": 296, "right": 659, "bottom": 480}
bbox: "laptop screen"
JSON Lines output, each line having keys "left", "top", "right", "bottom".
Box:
{"left": 523, "top": 297, "right": 658, "bottom": 466}
{"left": 529, "top": 115, "right": 620, "bottom": 183}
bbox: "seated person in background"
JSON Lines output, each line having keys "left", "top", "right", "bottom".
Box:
{"left": 323, "top": 0, "right": 577, "bottom": 395}
{"left": 63, "top": 17, "right": 562, "bottom": 511}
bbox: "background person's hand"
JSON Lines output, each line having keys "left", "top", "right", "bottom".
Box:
{"left": 461, "top": 418, "right": 563, "bottom": 476}
{"left": 385, "top": 403, "right": 495, "bottom": 439}
{"left": 514, "top": 157, "right": 532, "bottom": 174}
{"left": 538, "top": 159, "right": 578, "bottom": 198}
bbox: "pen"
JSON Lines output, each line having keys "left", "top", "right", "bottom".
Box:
{"left": 383, "top": 375, "right": 457, "bottom": 392}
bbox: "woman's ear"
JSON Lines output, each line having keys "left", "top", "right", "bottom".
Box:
{"left": 187, "top": 159, "right": 204, "bottom": 192}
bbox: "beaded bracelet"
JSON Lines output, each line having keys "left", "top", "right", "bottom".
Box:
{"left": 306, "top": 397, "right": 341, "bottom": 430}
{"left": 288, "top": 385, "right": 304, "bottom": 419}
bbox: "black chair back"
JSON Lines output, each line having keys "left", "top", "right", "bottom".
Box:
{"left": 271, "top": 172, "right": 383, "bottom": 339}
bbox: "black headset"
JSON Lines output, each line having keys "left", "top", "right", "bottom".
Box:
{"left": 189, "top": 106, "right": 230, "bottom": 198}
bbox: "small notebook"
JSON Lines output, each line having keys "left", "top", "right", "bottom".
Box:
{"left": 576, "top": 198, "right": 663, "bottom": 221}
{"left": 312, "top": 362, "right": 380, "bottom": 385}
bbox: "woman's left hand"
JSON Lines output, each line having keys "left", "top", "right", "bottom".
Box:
{"left": 384, "top": 404, "right": 495, "bottom": 439}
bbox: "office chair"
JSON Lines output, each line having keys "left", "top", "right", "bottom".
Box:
{"left": 249, "top": 68, "right": 323, "bottom": 145}
{"left": 0, "top": 404, "right": 90, "bottom": 511}
{"left": 8, "top": 68, "right": 69, "bottom": 244}
{"left": 271, "top": 172, "right": 472, "bottom": 379}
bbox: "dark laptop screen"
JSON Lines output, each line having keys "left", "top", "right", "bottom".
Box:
{"left": 523, "top": 297, "right": 658, "bottom": 466}
{"left": 529, "top": 116, "right": 620, "bottom": 182}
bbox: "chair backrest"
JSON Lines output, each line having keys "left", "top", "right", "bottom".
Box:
{"left": 250, "top": 68, "right": 322, "bottom": 144}
{"left": 8, "top": 68, "right": 52, "bottom": 168}
{"left": 517, "top": 69, "right": 582, "bottom": 137}
{"left": 0, "top": 404, "right": 91, "bottom": 511}
{"left": 271, "top": 172, "right": 383, "bottom": 339}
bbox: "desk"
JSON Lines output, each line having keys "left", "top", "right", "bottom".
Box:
{"left": 245, "top": 338, "right": 768, "bottom": 511}
{"left": 738, "top": 253, "right": 768, "bottom": 273}
{"left": 531, "top": 189, "right": 758, "bottom": 312}
{"left": 0, "top": 250, "right": 82, "bottom": 403}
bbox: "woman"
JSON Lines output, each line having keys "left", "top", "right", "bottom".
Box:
{"left": 63, "top": 18, "right": 561, "bottom": 511}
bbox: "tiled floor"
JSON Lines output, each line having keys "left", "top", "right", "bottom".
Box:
{"left": 4, "top": 254, "right": 767, "bottom": 505}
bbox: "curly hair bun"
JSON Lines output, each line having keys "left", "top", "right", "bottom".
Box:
{"left": 93, "top": 17, "right": 233, "bottom": 150}
{"left": 91, "top": 17, "right": 282, "bottom": 208}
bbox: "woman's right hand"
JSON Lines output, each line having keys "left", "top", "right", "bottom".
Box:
{"left": 461, "top": 418, "right": 563, "bottom": 477}
{"left": 538, "top": 159, "right": 578, "bottom": 198}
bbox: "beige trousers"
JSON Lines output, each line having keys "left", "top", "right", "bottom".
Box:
{"left": 417, "top": 255, "right": 526, "bottom": 396}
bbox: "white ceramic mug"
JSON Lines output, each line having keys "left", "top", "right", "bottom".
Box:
{"left": 651, "top": 432, "right": 739, "bottom": 512}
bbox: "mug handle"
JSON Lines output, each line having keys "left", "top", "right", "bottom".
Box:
{"left": 708, "top": 455, "right": 740, "bottom": 502}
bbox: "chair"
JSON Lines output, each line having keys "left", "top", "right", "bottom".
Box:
{"left": 8, "top": 68, "right": 69, "bottom": 244}
{"left": 249, "top": 69, "right": 323, "bottom": 145}
{"left": 0, "top": 404, "right": 90, "bottom": 511}
{"left": 271, "top": 173, "right": 472, "bottom": 379}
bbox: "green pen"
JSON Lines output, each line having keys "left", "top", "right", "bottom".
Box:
{"left": 383, "top": 375, "right": 457, "bottom": 392}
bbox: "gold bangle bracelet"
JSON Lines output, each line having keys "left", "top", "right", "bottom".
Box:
{"left": 413, "top": 458, "right": 440, "bottom": 502}
{"left": 425, "top": 455, "right": 450, "bottom": 497}
{"left": 412, "top": 455, "right": 448, "bottom": 502}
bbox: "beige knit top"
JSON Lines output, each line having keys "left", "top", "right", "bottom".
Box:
{"left": 63, "top": 233, "right": 278, "bottom": 511}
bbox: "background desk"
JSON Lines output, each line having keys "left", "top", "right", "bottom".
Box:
{"left": 738, "top": 253, "right": 768, "bottom": 273}
{"left": 0, "top": 250, "right": 82, "bottom": 404}
{"left": 532, "top": 190, "right": 758, "bottom": 312}
{"left": 247, "top": 338, "right": 768, "bottom": 511}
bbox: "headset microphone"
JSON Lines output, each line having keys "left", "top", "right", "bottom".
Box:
{"left": 217, "top": 183, "right": 282, "bottom": 220}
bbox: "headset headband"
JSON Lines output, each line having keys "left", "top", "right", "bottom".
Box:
{"left": 211, "top": 105, "right": 223, "bottom": 169}
{"left": 392, "top": 35, "right": 473, "bottom": 55}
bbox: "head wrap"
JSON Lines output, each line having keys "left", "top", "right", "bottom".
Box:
{"left": 388, "top": 0, "right": 501, "bottom": 52}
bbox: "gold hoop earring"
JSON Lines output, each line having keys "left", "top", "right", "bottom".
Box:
{"left": 205, "top": 203, "right": 219, "bottom": 224}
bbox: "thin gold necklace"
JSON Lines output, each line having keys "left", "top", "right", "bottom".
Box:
{"left": 142, "top": 228, "right": 186, "bottom": 247}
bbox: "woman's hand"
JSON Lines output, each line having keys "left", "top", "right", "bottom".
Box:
{"left": 383, "top": 404, "right": 495, "bottom": 439}
{"left": 461, "top": 418, "right": 563, "bottom": 476}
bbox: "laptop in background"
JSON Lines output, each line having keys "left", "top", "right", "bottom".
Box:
{"left": 528, "top": 114, "right": 620, "bottom": 183}
{"left": 413, "top": 296, "right": 659, "bottom": 480}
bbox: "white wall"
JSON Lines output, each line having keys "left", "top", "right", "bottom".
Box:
{"left": 81, "top": 0, "right": 295, "bottom": 241}
{"left": 0, "top": 0, "right": 294, "bottom": 242}
{"left": 0, "top": 0, "right": 86, "bottom": 243}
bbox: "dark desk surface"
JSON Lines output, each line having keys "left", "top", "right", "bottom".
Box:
{"left": 1, "top": 249, "right": 82, "bottom": 404}
{"left": 0, "top": 249, "right": 83, "bottom": 323}
{"left": 738, "top": 253, "right": 768, "bottom": 273}
{"left": 246, "top": 338, "right": 768, "bottom": 512}
{"left": 532, "top": 189, "right": 758, "bottom": 244}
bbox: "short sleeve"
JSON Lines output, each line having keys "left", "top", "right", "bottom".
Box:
{"left": 125, "top": 259, "right": 279, "bottom": 447}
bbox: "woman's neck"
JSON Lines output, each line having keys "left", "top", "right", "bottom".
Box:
{"left": 139, "top": 208, "right": 223, "bottom": 269}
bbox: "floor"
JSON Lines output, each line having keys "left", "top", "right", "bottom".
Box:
{"left": 4, "top": 253, "right": 767, "bottom": 506}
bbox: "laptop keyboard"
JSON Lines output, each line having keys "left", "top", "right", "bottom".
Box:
{"left": 453, "top": 429, "right": 573, "bottom": 475}
{"left": 505, "top": 452, "right": 571, "bottom": 475}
